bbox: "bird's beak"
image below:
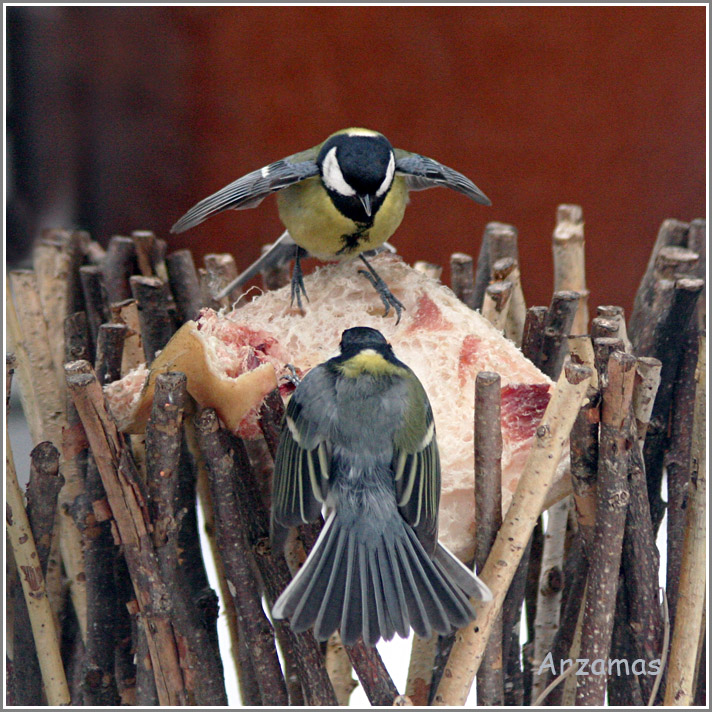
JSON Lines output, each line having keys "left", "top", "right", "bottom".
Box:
{"left": 359, "top": 194, "right": 372, "bottom": 217}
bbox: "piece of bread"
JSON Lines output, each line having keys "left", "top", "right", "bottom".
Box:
{"left": 105, "top": 253, "right": 568, "bottom": 561}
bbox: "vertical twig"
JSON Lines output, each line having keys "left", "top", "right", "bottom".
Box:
{"left": 433, "top": 363, "right": 592, "bottom": 705}
{"left": 65, "top": 362, "right": 187, "bottom": 705}
{"left": 538, "top": 291, "right": 580, "bottom": 379}
{"left": 664, "top": 332, "right": 706, "bottom": 706}
{"left": 102, "top": 235, "right": 138, "bottom": 305}
{"left": 474, "top": 372, "right": 503, "bottom": 706}
{"left": 204, "top": 253, "right": 242, "bottom": 308}
{"left": 146, "top": 374, "right": 228, "bottom": 705}
{"left": 531, "top": 497, "right": 569, "bottom": 701}
{"left": 665, "top": 322, "right": 700, "bottom": 633}
{"left": 193, "top": 408, "right": 337, "bottom": 705}
{"left": 642, "top": 277, "right": 704, "bottom": 530}
{"left": 492, "top": 257, "right": 526, "bottom": 346}
{"left": 6, "top": 359, "right": 70, "bottom": 706}
{"left": 552, "top": 204, "right": 589, "bottom": 334}
{"left": 166, "top": 249, "right": 204, "bottom": 323}
{"left": 261, "top": 242, "right": 293, "bottom": 291}
{"left": 481, "top": 281, "right": 513, "bottom": 332}
{"left": 450, "top": 252, "right": 476, "bottom": 309}
{"left": 11, "top": 442, "right": 65, "bottom": 705}
{"left": 343, "top": 642, "right": 400, "bottom": 706}
{"left": 575, "top": 351, "right": 637, "bottom": 705}
{"left": 79, "top": 265, "right": 109, "bottom": 358}
{"left": 130, "top": 276, "right": 176, "bottom": 364}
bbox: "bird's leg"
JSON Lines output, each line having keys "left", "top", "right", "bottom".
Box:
{"left": 280, "top": 363, "right": 302, "bottom": 387}
{"left": 290, "top": 246, "right": 310, "bottom": 311}
{"left": 357, "top": 253, "right": 405, "bottom": 324}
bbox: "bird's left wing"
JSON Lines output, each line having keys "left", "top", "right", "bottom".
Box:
{"left": 392, "top": 375, "right": 441, "bottom": 556}
{"left": 270, "top": 366, "right": 334, "bottom": 550}
{"left": 171, "top": 148, "right": 320, "bottom": 234}
{"left": 394, "top": 149, "right": 491, "bottom": 206}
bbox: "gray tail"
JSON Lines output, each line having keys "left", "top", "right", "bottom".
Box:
{"left": 272, "top": 513, "right": 491, "bottom": 647}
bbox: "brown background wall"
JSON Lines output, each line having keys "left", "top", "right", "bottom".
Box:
{"left": 6, "top": 5, "right": 706, "bottom": 317}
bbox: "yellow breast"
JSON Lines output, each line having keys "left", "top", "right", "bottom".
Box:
{"left": 276, "top": 176, "right": 408, "bottom": 261}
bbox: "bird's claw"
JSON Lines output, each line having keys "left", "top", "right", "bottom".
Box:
{"left": 357, "top": 255, "right": 405, "bottom": 324}
{"left": 281, "top": 363, "right": 302, "bottom": 387}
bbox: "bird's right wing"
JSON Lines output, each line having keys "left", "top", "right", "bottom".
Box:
{"left": 394, "top": 149, "right": 491, "bottom": 206}
{"left": 270, "top": 366, "right": 335, "bottom": 549}
{"left": 171, "top": 148, "right": 320, "bottom": 234}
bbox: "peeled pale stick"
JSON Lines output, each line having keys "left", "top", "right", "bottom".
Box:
{"left": 106, "top": 253, "right": 567, "bottom": 560}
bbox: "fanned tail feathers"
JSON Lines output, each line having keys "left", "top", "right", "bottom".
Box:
{"left": 272, "top": 514, "right": 491, "bottom": 646}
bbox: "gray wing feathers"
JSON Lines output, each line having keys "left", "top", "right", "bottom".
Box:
{"left": 171, "top": 158, "right": 319, "bottom": 233}
{"left": 395, "top": 151, "right": 491, "bottom": 206}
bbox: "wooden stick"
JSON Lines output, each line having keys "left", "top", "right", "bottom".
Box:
{"left": 531, "top": 497, "right": 569, "bottom": 701}
{"left": 326, "top": 633, "right": 358, "bottom": 705}
{"left": 450, "top": 252, "right": 476, "bottom": 309}
{"left": 102, "top": 235, "right": 138, "bottom": 305}
{"left": 7, "top": 272, "right": 88, "bottom": 638}
{"left": 166, "top": 249, "right": 204, "bottom": 323}
{"left": 406, "top": 636, "right": 439, "bottom": 705}
{"left": 261, "top": 242, "right": 292, "bottom": 292}
{"left": 474, "top": 372, "right": 504, "bottom": 706}
{"left": 11, "top": 441, "right": 65, "bottom": 705}
{"left": 414, "top": 260, "right": 443, "bottom": 281}
{"left": 184, "top": 422, "right": 260, "bottom": 705}
{"left": 538, "top": 291, "right": 580, "bottom": 379}
{"left": 492, "top": 257, "right": 526, "bottom": 346}
{"left": 630, "top": 244, "right": 698, "bottom": 356}
{"left": 597, "top": 305, "right": 632, "bottom": 352}
{"left": 552, "top": 204, "right": 589, "bottom": 334}
{"left": 664, "top": 332, "right": 706, "bottom": 706}
{"left": 79, "top": 264, "right": 110, "bottom": 358}
{"left": 7, "top": 272, "right": 66, "bottom": 443}
{"left": 433, "top": 362, "right": 592, "bottom": 705}
{"left": 521, "top": 306, "right": 548, "bottom": 364}
{"left": 146, "top": 373, "right": 228, "bottom": 705}
{"left": 665, "top": 321, "right": 700, "bottom": 637}
{"left": 643, "top": 277, "right": 704, "bottom": 530}
{"left": 593, "top": 336, "right": 625, "bottom": 387}
{"left": 110, "top": 299, "right": 145, "bottom": 374}
{"left": 193, "top": 408, "right": 338, "bottom": 705}
{"left": 204, "top": 253, "right": 242, "bottom": 307}
{"left": 473, "top": 222, "right": 519, "bottom": 310}
{"left": 535, "top": 539, "right": 588, "bottom": 706}
{"left": 95, "top": 323, "right": 128, "bottom": 386}
{"left": 6, "top": 428, "right": 70, "bottom": 704}
{"left": 481, "top": 280, "right": 513, "bottom": 332}
{"left": 590, "top": 316, "right": 619, "bottom": 340}
{"left": 344, "top": 642, "right": 400, "bottom": 706}
{"left": 629, "top": 218, "right": 689, "bottom": 343}
{"left": 575, "top": 351, "right": 637, "bottom": 705}
{"left": 129, "top": 275, "right": 176, "bottom": 364}
{"left": 65, "top": 361, "right": 186, "bottom": 705}
{"left": 686, "top": 218, "right": 706, "bottom": 329}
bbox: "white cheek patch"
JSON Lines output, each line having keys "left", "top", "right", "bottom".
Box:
{"left": 376, "top": 152, "right": 395, "bottom": 197}
{"left": 322, "top": 146, "right": 356, "bottom": 197}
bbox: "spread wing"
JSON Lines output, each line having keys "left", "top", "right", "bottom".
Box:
{"left": 270, "top": 366, "right": 334, "bottom": 550}
{"left": 171, "top": 148, "right": 320, "bottom": 233}
{"left": 392, "top": 375, "right": 441, "bottom": 556}
{"left": 394, "top": 149, "right": 491, "bottom": 206}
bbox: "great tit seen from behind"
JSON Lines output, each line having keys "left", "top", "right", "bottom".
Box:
{"left": 270, "top": 326, "right": 491, "bottom": 647}
{"left": 171, "top": 128, "right": 491, "bottom": 322}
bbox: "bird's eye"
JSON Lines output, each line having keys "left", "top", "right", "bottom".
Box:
{"left": 376, "top": 152, "right": 396, "bottom": 197}
{"left": 322, "top": 146, "right": 356, "bottom": 197}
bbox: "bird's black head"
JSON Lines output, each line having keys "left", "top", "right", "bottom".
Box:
{"left": 317, "top": 130, "right": 396, "bottom": 224}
